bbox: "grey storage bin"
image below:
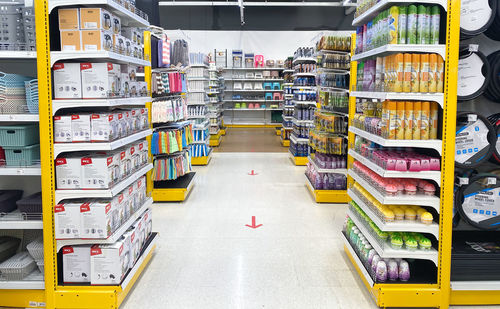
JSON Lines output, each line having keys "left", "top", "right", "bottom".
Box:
{"left": 0, "top": 124, "right": 39, "bottom": 147}
{"left": 0, "top": 190, "right": 23, "bottom": 213}
{"left": 16, "top": 191, "right": 41, "bottom": 214}
{"left": 26, "top": 237, "right": 43, "bottom": 260}
{"left": 0, "top": 236, "right": 21, "bottom": 263}
{"left": 3, "top": 143, "right": 39, "bottom": 166}
{"left": 36, "top": 260, "right": 43, "bottom": 273}
{"left": 0, "top": 251, "right": 36, "bottom": 280}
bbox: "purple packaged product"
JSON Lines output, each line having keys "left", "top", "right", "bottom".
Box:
{"left": 314, "top": 172, "right": 323, "bottom": 189}
{"left": 362, "top": 24, "right": 367, "bottom": 54}
{"left": 388, "top": 259, "right": 399, "bottom": 281}
{"left": 399, "top": 260, "right": 410, "bottom": 281}
{"left": 371, "top": 255, "right": 381, "bottom": 272}
{"left": 367, "top": 249, "right": 376, "bottom": 265}
{"left": 376, "top": 260, "right": 388, "bottom": 282}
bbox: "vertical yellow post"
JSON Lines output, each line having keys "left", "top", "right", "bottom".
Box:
{"left": 35, "top": 0, "right": 56, "bottom": 308}
{"left": 347, "top": 33, "right": 357, "bottom": 193}
{"left": 439, "top": 0, "right": 461, "bottom": 307}
{"left": 144, "top": 31, "right": 153, "bottom": 196}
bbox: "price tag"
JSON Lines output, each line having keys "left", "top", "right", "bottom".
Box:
{"left": 458, "top": 177, "right": 469, "bottom": 185}
{"left": 468, "top": 114, "right": 477, "bottom": 122}
{"left": 469, "top": 44, "right": 479, "bottom": 52}
{"left": 487, "top": 177, "right": 497, "bottom": 185}
{"left": 29, "top": 301, "right": 37, "bottom": 307}
{"left": 16, "top": 168, "right": 24, "bottom": 175}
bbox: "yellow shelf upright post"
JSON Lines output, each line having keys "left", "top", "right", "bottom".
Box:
{"left": 440, "top": 0, "right": 461, "bottom": 307}
{"left": 144, "top": 30, "right": 153, "bottom": 196}
{"left": 347, "top": 33, "right": 357, "bottom": 193}
{"left": 35, "top": 0, "right": 56, "bottom": 307}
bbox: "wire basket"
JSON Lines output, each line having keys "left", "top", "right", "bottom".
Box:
{"left": 0, "top": 251, "right": 36, "bottom": 280}
{"left": 26, "top": 237, "right": 43, "bottom": 261}
{"left": 24, "top": 79, "right": 38, "bottom": 114}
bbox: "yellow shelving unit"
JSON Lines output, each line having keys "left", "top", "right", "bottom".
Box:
{"left": 345, "top": 0, "right": 460, "bottom": 307}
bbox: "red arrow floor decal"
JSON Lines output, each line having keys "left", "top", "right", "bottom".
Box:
{"left": 245, "top": 216, "right": 262, "bottom": 229}
{"left": 248, "top": 170, "right": 258, "bottom": 175}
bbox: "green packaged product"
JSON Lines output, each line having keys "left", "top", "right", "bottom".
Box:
{"left": 398, "top": 6, "right": 407, "bottom": 44}
{"left": 389, "top": 6, "right": 399, "bottom": 44}
{"left": 407, "top": 5, "right": 417, "bottom": 44}
{"left": 430, "top": 6, "right": 440, "bottom": 44}
{"left": 417, "top": 5, "right": 429, "bottom": 44}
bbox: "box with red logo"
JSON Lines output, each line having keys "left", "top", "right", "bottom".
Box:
{"left": 134, "top": 140, "right": 148, "bottom": 166}
{"left": 136, "top": 108, "right": 149, "bottom": 131}
{"left": 81, "top": 153, "right": 119, "bottom": 189}
{"left": 128, "top": 219, "right": 143, "bottom": 266}
{"left": 122, "top": 110, "right": 133, "bottom": 135}
{"left": 62, "top": 245, "right": 91, "bottom": 283}
{"left": 142, "top": 208, "right": 152, "bottom": 239}
{"left": 90, "top": 238, "right": 129, "bottom": 285}
{"left": 81, "top": 199, "right": 117, "bottom": 239}
{"left": 91, "top": 113, "right": 118, "bottom": 142}
{"left": 112, "top": 192, "right": 126, "bottom": 226}
{"left": 71, "top": 114, "right": 91, "bottom": 142}
{"left": 55, "top": 201, "right": 83, "bottom": 239}
{"left": 54, "top": 115, "right": 73, "bottom": 143}
{"left": 128, "top": 143, "right": 140, "bottom": 171}
{"left": 136, "top": 176, "right": 147, "bottom": 206}
{"left": 114, "top": 112, "right": 126, "bottom": 138}
{"left": 55, "top": 156, "right": 83, "bottom": 189}
{"left": 125, "top": 184, "right": 135, "bottom": 216}
{"left": 119, "top": 148, "right": 131, "bottom": 180}
{"left": 53, "top": 62, "right": 82, "bottom": 99}
{"left": 80, "top": 62, "right": 120, "bottom": 98}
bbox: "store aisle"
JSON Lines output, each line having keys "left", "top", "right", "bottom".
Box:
{"left": 122, "top": 152, "right": 377, "bottom": 309}
{"left": 215, "top": 128, "right": 287, "bottom": 152}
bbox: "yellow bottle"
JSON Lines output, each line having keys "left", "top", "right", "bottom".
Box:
{"left": 388, "top": 101, "right": 398, "bottom": 140}
{"left": 430, "top": 101, "right": 438, "bottom": 139}
{"left": 396, "top": 101, "right": 405, "bottom": 140}
{"left": 420, "top": 101, "right": 430, "bottom": 140}
{"left": 404, "top": 101, "right": 414, "bottom": 139}
{"left": 403, "top": 53, "right": 412, "bottom": 92}
{"left": 413, "top": 101, "right": 422, "bottom": 140}
{"left": 437, "top": 55, "right": 444, "bottom": 92}
{"left": 395, "top": 53, "right": 404, "bottom": 92}
{"left": 419, "top": 54, "right": 430, "bottom": 93}
{"left": 381, "top": 100, "right": 390, "bottom": 138}
{"left": 429, "top": 54, "right": 437, "bottom": 93}
{"left": 411, "top": 54, "right": 420, "bottom": 92}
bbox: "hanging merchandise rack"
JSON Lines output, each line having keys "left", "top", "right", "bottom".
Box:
{"left": 305, "top": 34, "right": 351, "bottom": 203}
{"left": 207, "top": 62, "right": 224, "bottom": 149}
{"left": 280, "top": 57, "right": 293, "bottom": 147}
{"left": 343, "top": 0, "right": 460, "bottom": 307}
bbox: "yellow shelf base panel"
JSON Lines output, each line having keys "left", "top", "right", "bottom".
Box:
{"left": 288, "top": 151, "right": 308, "bottom": 166}
{"left": 152, "top": 172, "right": 196, "bottom": 202}
{"left": 220, "top": 129, "right": 226, "bottom": 135}
{"left": 305, "top": 176, "right": 348, "bottom": 203}
{"left": 281, "top": 138, "right": 290, "bottom": 147}
{"left": 54, "top": 233, "right": 157, "bottom": 309}
{"left": 343, "top": 234, "right": 442, "bottom": 308}
{"left": 0, "top": 289, "right": 45, "bottom": 308}
{"left": 191, "top": 153, "right": 212, "bottom": 166}
{"left": 209, "top": 132, "right": 222, "bottom": 147}
{"left": 226, "top": 124, "right": 277, "bottom": 128}
{"left": 450, "top": 289, "right": 500, "bottom": 305}
{"left": 275, "top": 129, "right": 281, "bottom": 136}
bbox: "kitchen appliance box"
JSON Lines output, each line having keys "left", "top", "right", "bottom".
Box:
{"left": 62, "top": 245, "right": 91, "bottom": 283}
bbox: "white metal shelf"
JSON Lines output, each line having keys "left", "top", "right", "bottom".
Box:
{"left": 187, "top": 77, "right": 209, "bottom": 81}
{"left": 226, "top": 90, "right": 283, "bottom": 92}
{"left": 120, "top": 232, "right": 158, "bottom": 290}
{"left": 52, "top": 97, "right": 151, "bottom": 115}
{"left": 348, "top": 169, "right": 441, "bottom": 211}
{"left": 54, "top": 129, "right": 151, "bottom": 156}
{"left": 0, "top": 165, "right": 41, "bottom": 176}
{"left": 0, "top": 211, "right": 43, "bottom": 229}
{"left": 290, "top": 134, "right": 309, "bottom": 144}
{"left": 224, "top": 100, "right": 283, "bottom": 103}
{"left": 292, "top": 118, "right": 314, "bottom": 125}
{"left": 348, "top": 189, "right": 439, "bottom": 239}
{"left": 318, "top": 86, "right": 349, "bottom": 92}
{"left": 56, "top": 197, "right": 152, "bottom": 251}
{"left": 292, "top": 57, "right": 317, "bottom": 64}
{"left": 50, "top": 51, "right": 149, "bottom": 67}
{"left": 318, "top": 49, "right": 350, "bottom": 55}
{"left": 291, "top": 100, "right": 317, "bottom": 106}
{"left": 308, "top": 156, "right": 347, "bottom": 175}
{"left": 347, "top": 208, "right": 438, "bottom": 266}
{"left": 0, "top": 114, "right": 39, "bottom": 122}
{"left": 349, "top": 149, "right": 442, "bottom": 184}
{"left": 341, "top": 232, "right": 375, "bottom": 287}
{"left": 316, "top": 67, "right": 350, "bottom": 74}
{"left": 55, "top": 163, "right": 153, "bottom": 203}
{"left": 188, "top": 115, "right": 208, "bottom": 119}
{"left": 352, "top": 0, "right": 447, "bottom": 26}
{"left": 451, "top": 281, "right": 500, "bottom": 291}
{"left": 49, "top": 0, "right": 149, "bottom": 27}
{"left": 352, "top": 44, "right": 447, "bottom": 61}
{"left": 0, "top": 51, "right": 37, "bottom": 59}
{"left": 350, "top": 91, "right": 444, "bottom": 108}
{"left": 292, "top": 72, "right": 316, "bottom": 77}
{"left": 349, "top": 126, "right": 442, "bottom": 155}
{"left": 224, "top": 67, "right": 284, "bottom": 71}
{"left": 291, "top": 85, "right": 316, "bottom": 90}
{"left": 0, "top": 270, "right": 44, "bottom": 290}
{"left": 225, "top": 78, "right": 284, "bottom": 82}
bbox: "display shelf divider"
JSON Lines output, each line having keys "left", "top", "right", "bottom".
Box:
{"left": 52, "top": 97, "right": 151, "bottom": 115}
{"left": 352, "top": 44, "right": 446, "bottom": 61}
{"left": 308, "top": 156, "right": 347, "bottom": 175}
{"left": 350, "top": 91, "right": 444, "bottom": 108}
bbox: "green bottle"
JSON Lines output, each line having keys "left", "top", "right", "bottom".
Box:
{"left": 407, "top": 5, "right": 417, "bottom": 44}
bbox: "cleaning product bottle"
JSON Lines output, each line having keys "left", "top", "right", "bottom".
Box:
{"left": 398, "top": 6, "right": 407, "bottom": 44}
{"left": 419, "top": 54, "right": 430, "bottom": 93}
{"left": 411, "top": 54, "right": 420, "bottom": 92}
{"left": 404, "top": 101, "right": 414, "bottom": 139}
{"left": 407, "top": 5, "right": 418, "bottom": 44}
{"left": 395, "top": 53, "right": 404, "bottom": 92}
{"left": 428, "top": 53, "right": 437, "bottom": 93}
{"left": 430, "top": 6, "right": 440, "bottom": 44}
{"left": 430, "top": 101, "right": 438, "bottom": 139}
{"left": 388, "top": 100, "right": 398, "bottom": 139}
{"left": 396, "top": 101, "right": 405, "bottom": 140}
{"left": 420, "top": 101, "right": 430, "bottom": 140}
{"left": 413, "top": 101, "right": 422, "bottom": 140}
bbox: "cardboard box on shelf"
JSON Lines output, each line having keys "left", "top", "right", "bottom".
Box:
{"left": 54, "top": 115, "right": 73, "bottom": 143}
{"left": 90, "top": 239, "right": 129, "bottom": 285}
{"left": 81, "top": 30, "right": 113, "bottom": 52}
{"left": 111, "top": 15, "right": 121, "bottom": 34}
{"left": 81, "top": 153, "right": 119, "bottom": 189}
{"left": 91, "top": 113, "right": 118, "bottom": 142}
{"left": 80, "top": 62, "right": 121, "bottom": 98}
{"left": 62, "top": 245, "right": 91, "bottom": 283}
{"left": 58, "top": 8, "right": 80, "bottom": 30}
{"left": 79, "top": 8, "right": 112, "bottom": 31}
{"left": 71, "top": 114, "right": 91, "bottom": 142}
{"left": 142, "top": 208, "right": 152, "bottom": 238}
{"left": 81, "top": 200, "right": 116, "bottom": 239}
{"left": 55, "top": 201, "right": 83, "bottom": 239}
{"left": 55, "top": 156, "right": 82, "bottom": 189}
{"left": 119, "top": 149, "right": 131, "bottom": 180}
{"left": 60, "top": 30, "right": 82, "bottom": 51}
{"left": 53, "top": 63, "right": 82, "bottom": 99}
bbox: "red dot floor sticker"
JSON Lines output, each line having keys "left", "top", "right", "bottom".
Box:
{"left": 248, "top": 170, "right": 258, "bottom": 175}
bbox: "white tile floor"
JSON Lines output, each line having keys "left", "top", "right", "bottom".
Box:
{"left": 121, "top": 153, "right": 500, "bottom": 309}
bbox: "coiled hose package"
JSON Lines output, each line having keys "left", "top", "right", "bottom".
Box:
{"left": 457, "top": 46, "right": 490, "bottom": 101}
{"left": 488, "top": 113, "right": 500, "bottom": 163}
{"left": 461, "top": 0, "right": 497, "bottom": 39}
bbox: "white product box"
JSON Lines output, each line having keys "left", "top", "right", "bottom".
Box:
{"left": 111, "top": 14, "right": 121, "bottom": 34}
{"left": 55, "top": 156, "right": 82, "bottom": 189}
{"left": 129, "top": 81, "right": 138, "bottom": 97}
{"left": 55, "top": 201, "right": 83, "bottom": 239}
{"left": 81, "top": 199, "right": 116, "bottom": 239}
{"left": 136, "top": 176, "right": 146, "bottom": 205}
{"left": 125, "top": 37, "right": 132, "bottom": 56}
{"left": 128, "top": 144, "right": 140, "bottom": 171}
{"left": 128, "top": 220, "right": 142, "bottom": 266}
{"left": 124, "top": 184, "right": 135, "bottom": 217}
{"left": 121, "top": 27, "right": 139, "bottom": 44}
{"left": 114, "top": 34, "right": 126, "bottom": 55}
{"left": 121, "top": 230, "right": 133, "bottom": 270}
{"left": 81, "top": 153, "right": 118, "bottom": 189}
{"left": 130, "top": 109, "right": 139, "bottom": 132}
{"left": 137, "top": 82, "right": 148, "bottom": 96}
{"left": 119, "top": 148, "right": 131, "bottom": 179}
{"left": 90, "top": 239, "right": 129, "bottom": 285}
{"left": 135, "top": 140, "right": 148, "bottom": 166}
{"left": 123, "top": 110, "right": 133, "bottom": 134}
{"left": 53, "top": 63, "right": 82, "bottom": 99}
{"left": 120, "top": 72, "right": 130, "bottom": 96}
{"left": 138, "top": 108, "right": 148, "bottom": 131}
{"left": 142, "top": 208, "right": 152, "bottom": 238}
{"left": 71, "top": 114, "right": 91, "bottom": 142}
{"left": 112, "top": 192, "right": 125, "bottom": 226}
{"left": 80, "top": 62, "right": 120, "bottom": 98}
{"left": 91, "top": 113, "right": 118, "bottom": 142}
{"left": 54, "top": 115, "right": 73, "bottom": 143}
{"left": 62, "top": 245, "right": 91, "bottom": 283}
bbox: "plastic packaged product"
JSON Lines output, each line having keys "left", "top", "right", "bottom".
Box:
{"left": 429, "top": 54, "right": 438, "bottom": 93}
{"left": 430, "top": 6, "right": 440, "bottom": 44}
{"left": 412, "top": 101, "right": 422, "bottom": 139}
{"left": 376, "top": 260, "right": 388, "bottom": 282}
{"left": 420, "top": 101, "right": 430, "bottom": 140}
{"left": 387, "top": 101, "right": 397, "bottom": 139}
{"left": 411, "top": 54, "right": 420, "bottom": 92}
{"left": 417, "top": 5, "right": 429, "bottom": 44}
{"left": 421, "top": 212, "right": 433, "bottom": 225}
{"left": 388, "top": 259, "right": 399, "bottom": 281}
{"left": 399, "top": 260, "right": 410, "bottom": 281}
{"left": 404, "top": 101, "right": 414, "bottom": 139}
{"left": 398, "top": 6, "right": 407, "bottom": 44}
{"left": 371, "top": 254, "right": 381, "bottom": 272}
{"left": 389, "top": 6, "right": 399, "bottom": 44}
{"left": 437, "top": 56, "right": 444, "bottom": 92}
{"left": 430, "top": 102, "right": 438, "bottom": 139}
{"left": 375, "top": 57, "right": 382, "bottom": 91}
{"left": 420, "top": 54, "right": 430, "bottom": 93}
{"left": 407, "top": 5, "right": 418, "bottom": 44}
{"left": 395, "top": 101, "right": 405, "bottom": 140}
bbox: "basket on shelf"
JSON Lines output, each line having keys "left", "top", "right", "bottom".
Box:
{"left": 24, "top": 79, "right": 38, "bottom": 114}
